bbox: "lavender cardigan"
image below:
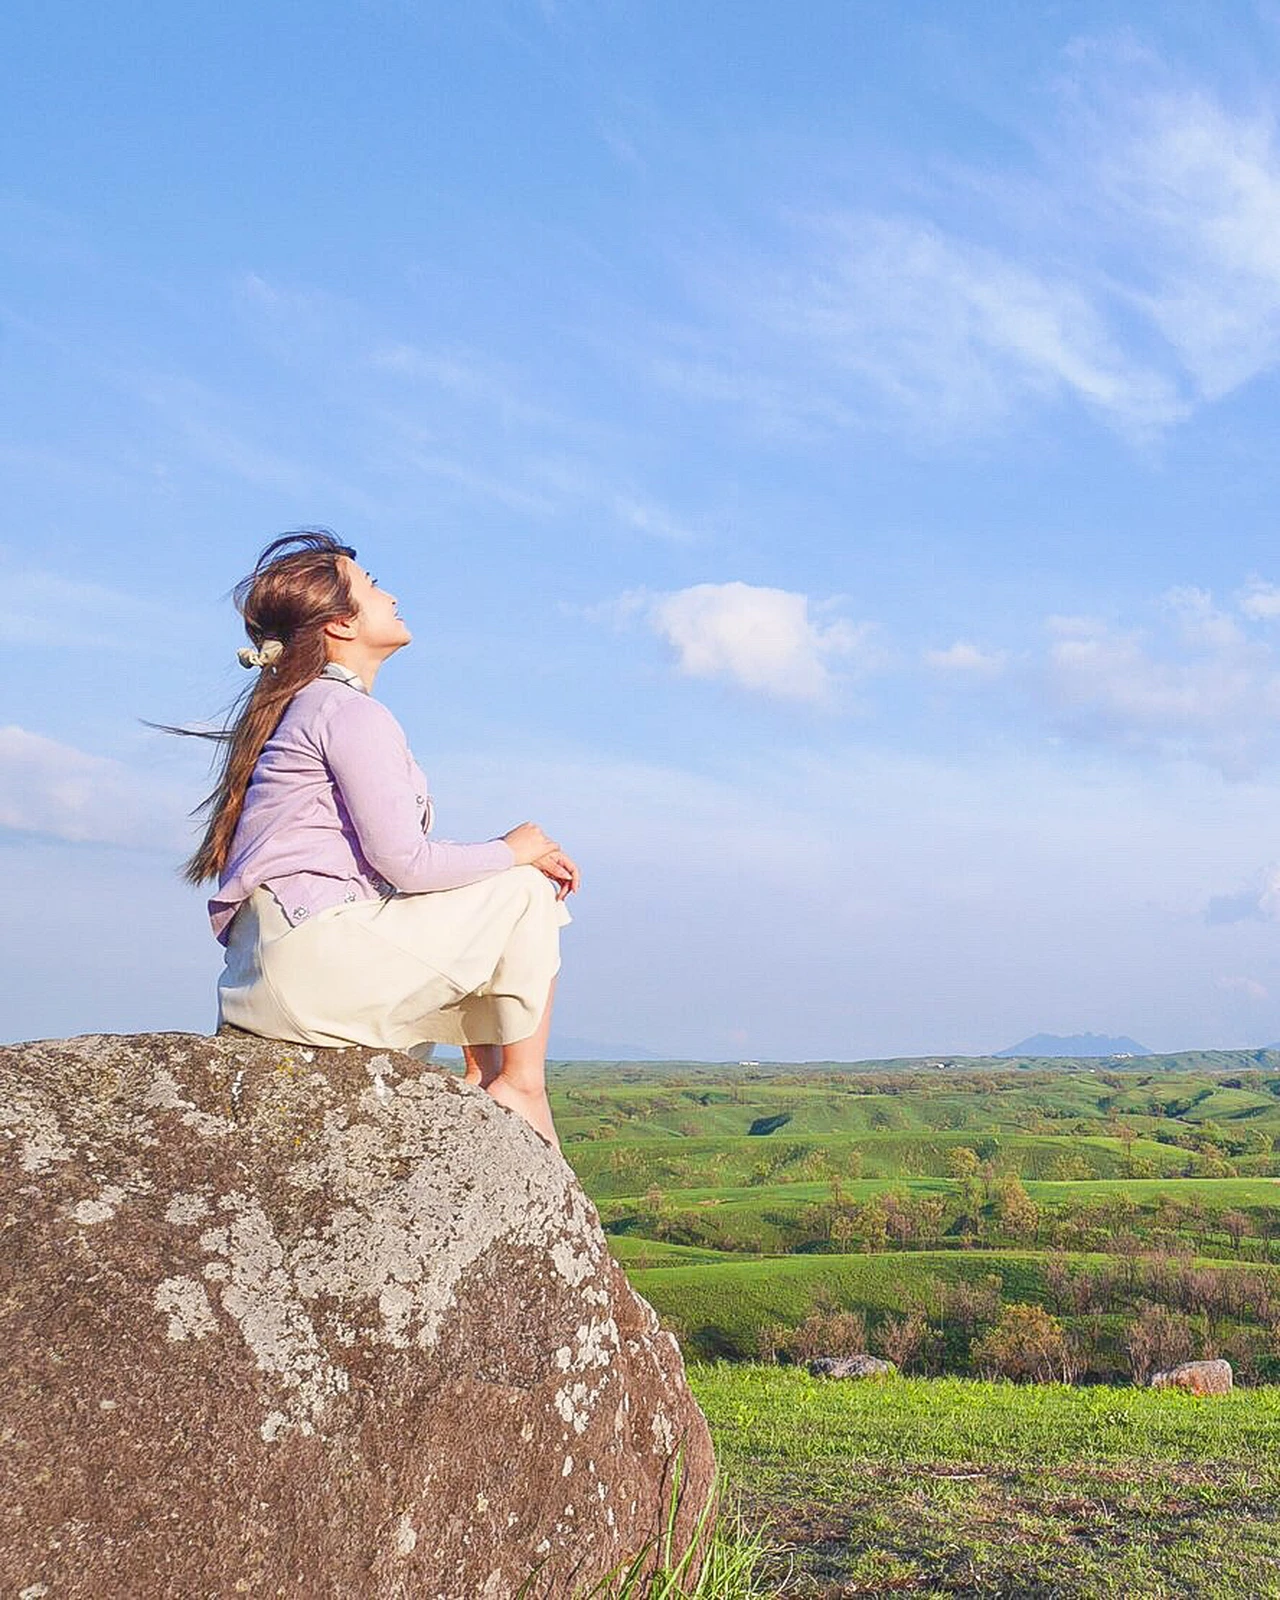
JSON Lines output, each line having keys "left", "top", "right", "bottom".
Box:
{"left": 210, "top": 672, "right": 515, "bottom": 944}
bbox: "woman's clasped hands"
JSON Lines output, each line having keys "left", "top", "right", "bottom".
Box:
{"left": 503, "top": 822, "right": 580, "bottom": 902}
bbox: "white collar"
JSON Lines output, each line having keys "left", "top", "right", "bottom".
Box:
{"left": 320, "top": 662, "right": 369, "bottom": 694}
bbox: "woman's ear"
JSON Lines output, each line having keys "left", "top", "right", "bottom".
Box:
{"left": 324, "top": 615, "right": 359, "bottom": 642}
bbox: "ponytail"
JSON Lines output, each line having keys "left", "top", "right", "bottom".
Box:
{"left": 169, "top": 530, "right": 356, "bottom": 883}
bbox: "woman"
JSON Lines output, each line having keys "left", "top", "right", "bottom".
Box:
{"left": 185, "top": 530, "right": 577, "bottom": 1148}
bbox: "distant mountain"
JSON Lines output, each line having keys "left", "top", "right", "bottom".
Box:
{"left": 550, "top": 1036, "right": 663, "bottom": 1062}
{"left": 995, "top": 1032, "right": 1153, "bottom": 1058}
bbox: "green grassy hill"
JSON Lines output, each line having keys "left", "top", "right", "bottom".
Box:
{"left": 631, "top": 1247, "right": 1280, "bottom": 1368}
{"left": 554, "top": 1054, "right": 1280, "bottom": 1384}
{"left": 573, "top": 1131, "right": 1197, "bottom": 1197}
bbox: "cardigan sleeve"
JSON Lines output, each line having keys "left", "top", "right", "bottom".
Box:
{"left": 321, "top": 692, "right": 515, "bottom": 892}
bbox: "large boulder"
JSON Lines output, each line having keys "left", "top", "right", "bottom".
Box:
{"left": 1149, "top": 1358, "right": 1233, "bottom": 1396}
{"left": 0, "top": 1032, "right": 714, "bottom": 1598}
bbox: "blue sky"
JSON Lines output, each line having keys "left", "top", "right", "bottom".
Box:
{"left": 8, "top": 1, "right": 1280, "bottom": 1058}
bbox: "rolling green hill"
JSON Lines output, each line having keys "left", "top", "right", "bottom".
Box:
{"left": 554, "top": 1053, "right": 1280, "bottom": 1384}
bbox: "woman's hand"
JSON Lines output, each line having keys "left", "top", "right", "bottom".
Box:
{"left": 503, "top": 821, "right": 560, "bottom": 866}
{"left": 535, "top": 848, "right": 580, "bottom": 901}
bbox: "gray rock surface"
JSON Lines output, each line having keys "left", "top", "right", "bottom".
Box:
{"left": 1149, "top": 1358, "right": 1233, "bottom": 1396}
{"left": 808, "top": 1355, "right": 898, "bottom": 1379}
{"left": 0, "top": 1032, "right": 714, "bottom": 1598}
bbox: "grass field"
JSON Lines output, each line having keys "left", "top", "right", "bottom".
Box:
{"left": 691, "top": 1365, "right": 1280, "bottom": 1597}
{"left": 550, "top": 1054, "right": 1280, "bottom": 1593}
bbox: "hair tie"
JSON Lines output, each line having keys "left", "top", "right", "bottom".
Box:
{"left": 237, "top": 638, "right": 284, "bottom": 670}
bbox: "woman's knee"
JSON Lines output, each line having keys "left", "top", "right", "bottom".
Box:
{"left": 510, "top": 862, "right": 555, "bottom": 903}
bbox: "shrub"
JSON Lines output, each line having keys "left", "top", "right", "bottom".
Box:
{"left": 1216, "top": 1324, "right": 1266, "bottom": 1384}
{"left": 754, "top": 1324, "right": 785, "bottom": 1365}
{"left": 785, "top": 1307, "right": 868, "bottom": 1363}
{"left": 971, "top": 1303, "right": 1078, "bottom": 1383}
{"left": 994, "top": 1176, "right": 1038, "bottom": 1242}
{"left": 945, "top": 1274, "right": 1003, "bottom": 1335}
{"left": 1222, "top": 1209, "right": 1253, "bottom": 1253}
{"left": 879, "top": 1308, "right": 930, "bottom": 1372}
{"left": 1124, "top": 1301, "right": 1194, "bottom": 1385}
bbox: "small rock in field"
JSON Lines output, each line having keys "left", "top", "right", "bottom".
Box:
{"left": 1149, "top": 1358, "right": 1233, "bottom": 1396}
{"left": 808, "top": 1354, "right": 897, "bottom": 1379}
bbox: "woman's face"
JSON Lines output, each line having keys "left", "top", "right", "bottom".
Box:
{"left": 339, "top": 557, "right": 413, "bottom": 653}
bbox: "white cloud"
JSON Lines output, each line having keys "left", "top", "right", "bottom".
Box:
{"left": 905, "top": 578, "right": 1280, "bottom": 775}
{"left": 643, "top": 582, "right": 873, "bottom": 702}
{"left": 1239, "top": 579, "right": 1280, "bottom": 621}
{"left": 925, "top": 641, "right": 1008, "bottom": 678}
{"left": 0, "top": 726, "right": 192, "bottom": 851}
{"left": 1217, "top": 975, "right": 1269, "bottom": 1001}
{"left": 1206, "top": 865, "right": 1280, "bottom": 925}
{"left": 1039, "top": 589, "right": 1280, "bottom": 772}
{"left": 1161, "top": 585, "right": 1247, "bottom": 650}
{"left": 609, "top": 573, "right": 1280, "bottom": 762}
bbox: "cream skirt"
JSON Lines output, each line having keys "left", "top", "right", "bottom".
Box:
{"left": 218, "top": 865, "right": 570, "bottom": 1050}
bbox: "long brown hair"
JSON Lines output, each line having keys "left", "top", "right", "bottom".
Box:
{"left": 176, "top": 530, "right": 357, "bottom": 884}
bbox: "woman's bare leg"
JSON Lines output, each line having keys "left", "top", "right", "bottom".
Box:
{"left": 461, "top": 1042, "right": 501, "bottom": 1088}
{"left": 483, "top": 980, "right": 559, "bottom": 1148}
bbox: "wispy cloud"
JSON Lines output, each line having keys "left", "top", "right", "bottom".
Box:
{"left": 610, "top": 494, "right": 692, "bottom": 542}
{"left": 1084, "top": 78, "right": 1280, "bottom": 399}
{"left": 0, "top": 726, "right": 192, "bottom": 851}
{"left": 650, "top": 39, "right": 1280, "bottom": 443}
{"left": 655, "top": 212, "right": 1185, "bottom": 441}
{"left": 370, "top": 340, "right": 560, "bottom": 429}
{"left": 126, "top": 365, "right": 385, "bottom": 517}
{"left": 0, "top": 569, "right": 194, "bottom": 653}
{"left": 231, "top": 283, "right": 701, "bottom": 541}
{"left": 759, "top": 216, "right": 1182, "bottom": 435}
